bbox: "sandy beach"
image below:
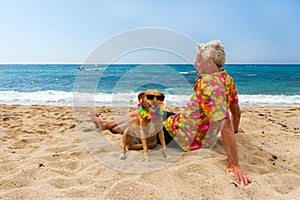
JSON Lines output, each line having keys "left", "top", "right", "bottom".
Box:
{"left": 0, "top": 104, "right": 299, "bottom": 199}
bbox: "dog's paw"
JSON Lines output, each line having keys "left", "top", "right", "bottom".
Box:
{"left": 143, "top": 154, "right": 150, "bottom": 162}
{"left": 119, "top": 152, "right": 127, "bottom": 160}
{"left": 162, "top": 149, "right": 171, "bottom": 159}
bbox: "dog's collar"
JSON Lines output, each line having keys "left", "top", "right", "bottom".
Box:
{"left": 137, "top": 100, "right": 164, "bottom": 120}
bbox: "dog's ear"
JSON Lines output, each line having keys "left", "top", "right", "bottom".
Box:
{"left": 138, "top": 92, "right": 145, "bottom": 101}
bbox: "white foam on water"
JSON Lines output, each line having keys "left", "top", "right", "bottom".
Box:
{"left": 0, "top": 90, "right": 299, "bottom": 107}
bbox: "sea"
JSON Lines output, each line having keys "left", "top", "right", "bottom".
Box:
{"left": 0, "top": 64, "right": 299, "bottom": 107}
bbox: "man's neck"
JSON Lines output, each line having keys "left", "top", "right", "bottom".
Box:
{"left": 203, "top": 63, "right": 221, "bottom": 74}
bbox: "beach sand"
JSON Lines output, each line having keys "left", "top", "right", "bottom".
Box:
{"left": 0, "top": 104, "right": 299, "bottom": 199}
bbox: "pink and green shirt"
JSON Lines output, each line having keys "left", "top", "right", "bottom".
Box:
{"left": 164, "top": 70, "right": 238, "bottom": 151}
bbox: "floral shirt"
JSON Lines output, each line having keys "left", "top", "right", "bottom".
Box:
{"left": 164, "top": 70, "right": 238, "bottom": 151}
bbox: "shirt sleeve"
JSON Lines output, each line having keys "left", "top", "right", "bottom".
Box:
{"left": 227, "top": 75, "right": 239, "bottom": 104}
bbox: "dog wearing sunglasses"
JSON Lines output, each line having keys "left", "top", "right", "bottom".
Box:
{"left": 120, "top": 89, "right": 168, "bottom": 161}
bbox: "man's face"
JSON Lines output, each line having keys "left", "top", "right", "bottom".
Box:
{"left": 194, "top": 53, "right": 209, "bottom": 74}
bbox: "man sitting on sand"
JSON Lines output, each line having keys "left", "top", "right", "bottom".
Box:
{"left": 91, "top": 40, "right": 251, "bottom": 186}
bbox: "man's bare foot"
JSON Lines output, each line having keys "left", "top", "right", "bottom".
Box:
{"left": 90, "top": 112, "right": 108, "bottom": 130}
{"left": 90, "top": 112, "right": 99, "bottom": 128}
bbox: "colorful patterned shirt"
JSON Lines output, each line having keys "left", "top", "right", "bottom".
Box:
{"left": 164, "top": 70, "right": 238, "bottom": 151}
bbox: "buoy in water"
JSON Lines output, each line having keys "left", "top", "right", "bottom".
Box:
{"left": 31, "top": 81, "right": 35, "bottom": 84}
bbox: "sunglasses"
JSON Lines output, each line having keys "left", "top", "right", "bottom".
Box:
{"left": 146, "top": 94, "right": 165, "bottom": 101}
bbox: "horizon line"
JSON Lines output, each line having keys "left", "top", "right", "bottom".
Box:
{"left": 0, "top": 62, "right": 300, "bottom": 65}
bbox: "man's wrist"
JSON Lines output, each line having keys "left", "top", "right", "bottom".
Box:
{"left": 228, "top": 163, "right": 239, "bottom": 168}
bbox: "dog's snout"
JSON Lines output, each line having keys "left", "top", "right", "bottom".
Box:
{"left": 151, "top": 102, "right": 159, "bottom": 110}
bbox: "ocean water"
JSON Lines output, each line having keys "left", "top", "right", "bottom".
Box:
{"left": 0, "top": 64, "right": 299, "bottom": 107}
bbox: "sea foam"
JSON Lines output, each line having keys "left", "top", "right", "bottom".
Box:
{"left": 0, "top": 90, "right": 299, "bottom": 107}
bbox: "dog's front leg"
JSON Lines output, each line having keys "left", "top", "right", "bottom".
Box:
{"left": 158, "top": 130, "right": 170, "bottom": 159}
{"left": 120, "top": 128, "right": 129, "bottom": 159}
{"left": 140, "top": 129, "right": 149, "bottom": 161}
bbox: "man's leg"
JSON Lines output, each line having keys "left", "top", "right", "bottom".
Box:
{"left": 90, "top": 110, "right": 138, "bottom": 134}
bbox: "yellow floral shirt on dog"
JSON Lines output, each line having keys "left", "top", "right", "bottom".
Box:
{"left": 164, "top": 70, "right": 238, "bottom": 151}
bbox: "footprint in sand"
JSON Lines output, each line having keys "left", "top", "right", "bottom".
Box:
{"left": 81, "top": 127, "right": 97, "bottom": 132}
{"left": 9, "top": 137, "right": 44, "bottom": 149}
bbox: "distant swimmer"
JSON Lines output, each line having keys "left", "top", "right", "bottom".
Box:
{"left": 77, "top": 67, "right": 104, "bottom": 71}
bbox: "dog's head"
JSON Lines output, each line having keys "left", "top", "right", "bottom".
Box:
{"left": 138, "top": 89, "right": 165, "bottom": 112}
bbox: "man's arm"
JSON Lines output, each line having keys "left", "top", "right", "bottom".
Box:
{"left": 221, "top": 117, "right": 251, "bottom": 186}
{"left": 229, "top": 103, "right": 242, "bottom": 133}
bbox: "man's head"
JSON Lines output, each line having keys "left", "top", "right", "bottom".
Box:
{"left": 194, "top": 40, "right": 226, "bottom": 74}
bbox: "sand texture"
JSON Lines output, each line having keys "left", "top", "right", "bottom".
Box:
{"left": 0, "top": 104, "right": 299, "bottom": 199}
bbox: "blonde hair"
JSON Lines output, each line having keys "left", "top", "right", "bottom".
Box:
{"left": 197, "top": 40, "right": 226, "bottom": 67}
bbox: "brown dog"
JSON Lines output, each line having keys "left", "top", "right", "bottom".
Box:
{"left": 120, "top": 89, "right": 168, "bottom": 161}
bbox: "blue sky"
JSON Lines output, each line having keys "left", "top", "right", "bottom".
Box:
{"left": 0, "top": 0, "right": 299, "bottom": 64}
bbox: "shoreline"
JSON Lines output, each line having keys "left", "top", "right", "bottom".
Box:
{"left": 1, "top": 102, "right": 300, "bottom": 108}
{"left": 1, "top": 91, "right": 300, "bottom": 108}
{"left": 1, "top": 104, "right": 299, "bottom": 199}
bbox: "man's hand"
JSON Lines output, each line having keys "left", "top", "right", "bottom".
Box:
{"left": 235, "top": 127, "right": 245, "bottom": 134}
{"left": 225, "top": 165, "right": 251, "bottom": 186}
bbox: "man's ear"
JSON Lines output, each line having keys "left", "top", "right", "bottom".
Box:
{"left": 138, "top": 92, "right": 145, "bottom": 101}
{"left": 209, "top": 57, "right": 217, "bottom": 67}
